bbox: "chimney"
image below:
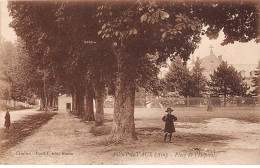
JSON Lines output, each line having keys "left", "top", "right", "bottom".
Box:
{"left": 218, "top": 55, "right": 222, "bottom": 61}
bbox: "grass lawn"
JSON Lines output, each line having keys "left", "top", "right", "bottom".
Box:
{"left": 101, "top": 106, "right": 259, "bottom": 131}
{"left": 87, "top": 107, "right": 259, "bottom": 164}
{"left": 133, "top": 107, "right": 260, "bottom": 123}
{"left": 91, "top": 106, "right": 259, "bottom": 144}
{"left": 91, "top": 106, "right": 259, "bottom": 147}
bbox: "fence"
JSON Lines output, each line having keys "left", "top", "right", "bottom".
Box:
{"left": 104, "top": 96, "right": 259, "bottom": 108}
{"left": 0, "top": 99, "right": 35, "bottom": 110}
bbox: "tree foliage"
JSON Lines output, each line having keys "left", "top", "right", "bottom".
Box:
{"left": 251, "top": 60, "right": 260, "bottom": 96}
{"left": 191, "top": 58, "right": 207, "bottom": 97}
{"left": 7, "top": 0, "right": 259, "bottom": 141}
{"left": 0, "top": 40, "right": 28, "bottom": 101}
{"left": 165, "top": 56, "right": 207, "bottom": 97}
{"left": 165, "top": 56, "right": 193, "bottom": 97}
{"left": 210, "top": 61, "right": 248, "bottom": 97}
{"left": 0, "top": 40, "right": 14, "bottom": 100}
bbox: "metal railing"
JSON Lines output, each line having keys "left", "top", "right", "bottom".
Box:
{"left": 104, "top": 96, "right": 259, "bottom": 108}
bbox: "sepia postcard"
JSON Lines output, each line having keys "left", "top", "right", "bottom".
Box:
{"left": 0, "top": 0, "right": 259, "bottom": 165}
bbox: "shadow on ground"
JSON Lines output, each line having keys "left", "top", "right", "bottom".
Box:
{"left": 0, "top": 112, "right": 57, "bottom": 156}
{"left": 136, "top": 127, "right": 235, "bottom": 146}
{"left": 89, "top": 121, "right": 235, "bottom": 149}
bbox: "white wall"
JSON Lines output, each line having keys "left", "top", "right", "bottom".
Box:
{"left": 58, "top": 95, "right": 72, "bottom": 112}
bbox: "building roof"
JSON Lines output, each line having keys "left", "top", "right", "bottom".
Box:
{"left": 200, "top": 50, "right": 222, "bottom": 65}
{"left": 230, "top": 64, "right": 257, "bottom": 77}
{"left": 196, "top": 49, "right": 222, "bottom": 79}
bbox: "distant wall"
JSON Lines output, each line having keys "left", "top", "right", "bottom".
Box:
{"left": 0, "top": 99, "right": 34, "bottom": 110}
{"left": 104, "top": 96, "right": 259, "bottom": 108}
{"left": 58, "top": 95, "right": 72, "bottom": 112}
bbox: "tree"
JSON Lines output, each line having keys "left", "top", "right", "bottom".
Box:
{"left": 191, "top": 58, "right": 207, "bottom": 97}
{"left": 8, "top": 2, "right": 115, "bottom": 124}
{"left": 96, "top": 1, "right": 202, "bottom": 141}
{"left": 0, "top": 39, "right": 42, "bottom": 105}
{"left": 96, "top": 1, "right": 259, "bottom": 141}
{"left": 8, "top": 1, "right": 259, "bottom": 142}
{"left": 14, "top": 39, "right": 60, "bottom": 109}
{"left": 0, "top": 40, "right": 29, "bottom": 102}
{"left": 6, "top": 2, "right": 64, "bottom": 110}
{"left": 165, "top": 56, "right": 193, "bottom": 98}
{"left": 251, "top": 60, "right": 260, "bottom": 96}
{"left": 0, "top": 40, "right": 13, "bottom": 101}
{"left": 155, "top": 78, "right": 168, "bottom": 97}
{"left": 210, "top": 61, "right": 248, "bottom": 106}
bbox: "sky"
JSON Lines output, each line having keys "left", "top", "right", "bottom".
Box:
{"left": 190, "top": 31, "right": 260, "bottom": 65}
{"left": 1, "top": 0, "right": 260, "bottom": 65}
{"left": 0, "top": 1, "right": 17, "bottom": 43}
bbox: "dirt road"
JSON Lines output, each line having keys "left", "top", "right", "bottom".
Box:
{"left": 0, "top": 108, "right": 40, "bottom": 129}
{"left": 0, "top": 108, "right": 259, "bottom": 164}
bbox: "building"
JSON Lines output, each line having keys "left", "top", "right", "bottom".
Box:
{"left": 58, "top": 94, "right": 72, "bottom": 112}
{"left": 231, "top": 64, "right": 257, "bottom": 93}
{"left": 191, "top": 46, "right": 222, "bottom": 80}
{"left": 191, "top": 46, "right": 257, "bottom": 94}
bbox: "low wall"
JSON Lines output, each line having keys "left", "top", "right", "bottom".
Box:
{"left": 104, "top": 97, "right": 259, "bottom": 108}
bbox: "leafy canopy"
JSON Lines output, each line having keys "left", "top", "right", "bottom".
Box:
{"left": 210, "top": 61, "right": 248, "bottom": 97}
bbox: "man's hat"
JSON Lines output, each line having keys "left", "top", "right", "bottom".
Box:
{"left": 165, "top": 107, "right": 174, "bottom": 112}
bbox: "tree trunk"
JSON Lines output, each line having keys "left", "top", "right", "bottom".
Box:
{"left": 72, "top": 93, "right": 76, "bottom": 114}
{"left": 49, "top": 94, "right": 53, "bottom": 108}
{"left": 110, "top": 47, "right": 139, "bottom": 142}
{"left": 111, "top": 72, "right": 137, "bottom": 142}
{"left": 223, "top": 88, "right": 227, "bottom": 107}
{"left": 224, "top": 95, "right": 227, "bottom": 107}
{"left": 40, "top": 94, "right": 46, "bottom": 110}
{"left": 94, "top": 84, "right": 105, "bottom": 126}
{"left": 84, "top": 85, "right": 95, "bottom": 121}
{"left": 76, "top": 88, "right": 85, "bottom": 117}
{"left": 185, "top": 96, "right": 190, "bottom": 107}
{"left": 207, "top": 97, "right": 213, "bottom": 111}
{"left": 47, "top": 96, "right": 49, "bottom": 108}
{"left": 53, "top": 96, "right": 58, "bottom": 107}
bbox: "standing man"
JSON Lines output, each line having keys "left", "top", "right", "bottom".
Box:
{"left": 5, "top": 109, "right": 11, "bottom": 132}
{"left": 162, "top": 107, "right": 177, "bottom": 143}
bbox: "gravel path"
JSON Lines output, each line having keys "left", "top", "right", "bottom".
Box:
{"left": 0, "top": 112, "right": 104, "bottom": 164}
{"left": 0, "top": 110, "right": 259, "bottom": 164}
